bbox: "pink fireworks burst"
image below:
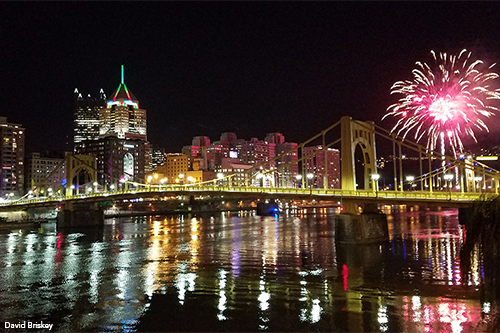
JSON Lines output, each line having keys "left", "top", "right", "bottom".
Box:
{"left": 383, "top": 49, "right": 500, "bottom": 156}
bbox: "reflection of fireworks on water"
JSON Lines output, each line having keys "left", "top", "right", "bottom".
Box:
{"left": 383, "top": 49, "right": 500, "bottom": 156}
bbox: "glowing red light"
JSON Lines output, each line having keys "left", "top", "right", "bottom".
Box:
{"left": 342, "top": 264, "right": 349, "bottom": 291}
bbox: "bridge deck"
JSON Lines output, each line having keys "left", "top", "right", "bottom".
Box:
{"left": 0, "top": 186, "right": 495, "bottom": 211}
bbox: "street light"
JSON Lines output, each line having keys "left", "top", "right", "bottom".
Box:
{"left": 406, "top": 176, "right": 414, "bottom": 191}
{"left": 256, "top": 173, "right": 264, "bottom": 187}
{"left": 474, "top": 176, "right": 483, "bottom": 192}
{"left": 444, "top": 174, "right": 453, "bottom": 195}
{"left": 179, "top": 174, "right": 184, "bottom": 185}
{"left": 295, "top": 174, "right": 302, "bottom": 188}
{"left": 371, "top": 174, "right": 380, "bottom": 195}
{"left": 307, "top": 173, "right": 314, "bottom": 192}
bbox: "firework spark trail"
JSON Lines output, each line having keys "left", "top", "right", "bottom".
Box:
{"left": 383, "top": 49, "right": 500, "bottom": 157}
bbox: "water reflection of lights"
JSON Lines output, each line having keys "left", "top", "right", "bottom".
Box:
{"left": 258, "top": 275, "right": 270, "bottom": 329}
{"left": 0, "top": 212, "right": 492, "bottom": 332}
{"left": 470, "top": 245, "right": 481, "bottom": 286}
{"left": 231, "top": 219, "right": 241, "bottom": 277}
{"left": 217, "top": 269, "right": 227, "bottom": 321}
{"left": 412, "top": 296, "right": 422, "bottom": 323}
{"left": 153, "top": 220, "right": 160, "bottom": 236}
{"left": 310, "top": 299, "right": 322, "bottom": 323}
{"left": 298, "top": 278, "right": 323, "bottom": 324}
{"left": 89, "top": 242, "right": 104, "bottom": 304}
{"left": 400, "top": 295, "right": 480, "bottom": 333}
{"left": 190, "top": 218, "right": 199, "bottom": 265}
{"left": 115, "top": 244, "right": 132, "bottom": 300}
{"left": 378, "top": 305, "right": 389, "bottom": 332}
{"left": 175, "top": 261, "right": 196, "bottom": 305}
{"left": 342, "top": 264, "right": 348, "bottom": 291}
{"left": 41, "top": 234, "right": 56, "bottom": 282}
{"left": 258, "top": 290, "right": 270, "bottom": 311}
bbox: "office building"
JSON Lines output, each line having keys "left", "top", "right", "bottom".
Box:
{"left": 150, "top": 144, "right": 165, "bottom": 171}
{"left": 303, "top": 146, "right": 340, "bottom": 189}
{"left": 75, "top": 66, "right": 149, "bottom": 184}
{"left": 265, "top": 133, "right": 299, "bottom": 187}
{"left": 154, "top": 153, "right": 188, "bottom": 184}
{"left": 73, "top": 88, "right": 106, "bottom": 150}
{"left": 0, "top": 117, "right": 25, "bottom": 197}
{"left": 99, "top": 66, "right": 147, "bottom": 141}
{"left": 182, "top": 136, "right": 211, "bottom": 171}
{"left": 25, "top": 152, "right": 66, "bottom": 194}
{"left": 75, "top": 137, "right": 146, "bottom": 185}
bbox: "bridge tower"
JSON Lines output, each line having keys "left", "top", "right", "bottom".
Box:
{"left": 65, "top": 154, "right": 98, "bottom": 197}
{"left": 340, "top": 116, "right": 377, "bottom": 191}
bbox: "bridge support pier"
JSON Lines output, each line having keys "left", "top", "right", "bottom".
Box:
{"left": 57, "top": 202, "right": 104, "bottom": 228}
{"left": 336, "top": 200, "right": 388, "bottom": 244}
{"left": 335, "top": 213, "right": 388, "bottom": 244}
{"left": 341, "top": 200, "right": 360, "bottom": 214}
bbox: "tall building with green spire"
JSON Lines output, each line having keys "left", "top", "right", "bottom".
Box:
{"left": 76, "top": 66, "right": 149, "bottom": 184}
{"left": 99, "top": 65, "right": 147, "bottom": 141}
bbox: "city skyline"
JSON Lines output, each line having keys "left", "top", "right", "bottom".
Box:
{"left": 3, "top": 3, "right": 500, "bottom": 154}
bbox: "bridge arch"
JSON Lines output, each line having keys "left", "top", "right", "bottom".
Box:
{"left": 340, "top": 116, "right": 377, "bottom": 191}
{"left": 66, "top": 154, "right": 98, "bottom": 197}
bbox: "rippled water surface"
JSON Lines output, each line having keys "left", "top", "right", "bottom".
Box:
{"left": 0, "top": 208, "right": 495, "bottom": 332}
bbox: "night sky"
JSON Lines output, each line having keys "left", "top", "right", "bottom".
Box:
{"left": 2, "top": 2, "right": 500, "bottom": 154}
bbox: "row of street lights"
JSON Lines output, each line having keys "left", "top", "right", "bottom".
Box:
{"left": 295, "top": 173, "right": 314, "bottom": 188}
{"left": 370, "top": 173, "right": 486, "bottom": 192}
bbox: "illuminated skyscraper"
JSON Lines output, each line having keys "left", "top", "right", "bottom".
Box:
{"left": 265, "top": 133, "right": 298, "bottom": 187}
{"left": 303, "top": 146, "right": 340, "bottom": 189}
{"left": 73, "top": 88, "right": 106, "bottom": 148}
{"left": 99, "top": 65, "right": 147, "bottom": 141}
{"left": 78, "top": 66, "right": 149, "bottom": 183}
{"left": 0, "top": 117, "right": 25, "bottom": 197}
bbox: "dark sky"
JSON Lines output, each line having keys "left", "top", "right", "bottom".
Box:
{"left": 2, "top": 2, "right": 500, "bottom": 154}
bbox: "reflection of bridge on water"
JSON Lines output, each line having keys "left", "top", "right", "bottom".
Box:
{"left": 2, "top": 116, "right": 500, "bottom": 220}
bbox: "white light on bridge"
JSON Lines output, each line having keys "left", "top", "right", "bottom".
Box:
{"left": 443, "top": 174, "right": 454, "bottom": 181}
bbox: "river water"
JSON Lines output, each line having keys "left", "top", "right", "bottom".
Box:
{"left": 0, "top": 208, "right": 495, "bottom": 332}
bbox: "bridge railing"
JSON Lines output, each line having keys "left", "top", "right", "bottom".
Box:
{"left": 1, "top": 184, "right": 494, "bottom": 208}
